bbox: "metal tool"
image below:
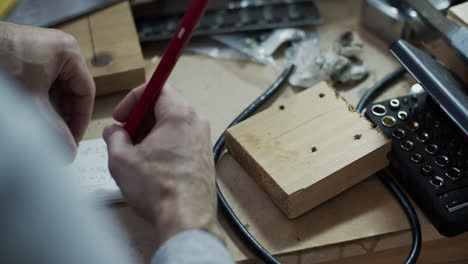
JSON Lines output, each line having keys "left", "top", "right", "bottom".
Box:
{"left": 6, "top": 0, "right": 123, "bottom": 27}
{"left": 404, "top": 0, "right": 468, "bottom": 63}
{"left": 390, "top": 40, "right": 468, "bottom": 136}
{"left": 361, "top": 0, "right": 453, "bottom": 43}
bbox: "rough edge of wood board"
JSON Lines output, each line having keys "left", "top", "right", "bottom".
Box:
{"left": 287, "top": 143, "right": 390, "bottom": 218}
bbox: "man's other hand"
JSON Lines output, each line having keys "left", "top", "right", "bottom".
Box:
{"left": 0, "top": 22, "right": 95, "bottom": 158}
{"left": 103, "top": 84, "right": 223, "bottom": 247}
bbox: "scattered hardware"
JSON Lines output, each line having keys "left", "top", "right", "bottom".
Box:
{"left": 211, "top": 28, "right": 307, "bottom": 65}
{"left": 187, "top": 28, "right": 308, "bottom": 66}
{"left": 287, "top": 31, "right": 369, "bottom": 88}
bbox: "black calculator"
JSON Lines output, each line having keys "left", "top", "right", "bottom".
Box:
{"left": 366, "top": 93, "right": 468, "bottom": 236}
{"left": 365, "top": 40, "right": 468, "bottom": 236}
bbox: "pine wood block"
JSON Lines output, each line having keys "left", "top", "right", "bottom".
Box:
{"left": 224, "top": 82, "right": 391, "bottom": 219}
{"left": 58, "top": 1, "right": 145, "bottom": 96}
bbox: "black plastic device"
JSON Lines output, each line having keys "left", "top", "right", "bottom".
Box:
{"left": 136, "top": 1, "right": 322, "bottom": 42}
{"left": 365, "top": 40, "right": 468, "bottom": 236}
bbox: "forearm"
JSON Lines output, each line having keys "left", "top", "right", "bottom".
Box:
{"left": 0, "top": 22, "right": 20, "bottom": 74}
{"left": 0, "top": 21, "right": 14, "bottom": 47}
{"left": 152, "top": 230, "right": 235, "bottom": 264}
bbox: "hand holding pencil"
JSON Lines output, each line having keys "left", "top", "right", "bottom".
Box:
{"left": 102, "top": 0, "right": 224, "bottom": 246}
{"left": 124, "top": 0, "right": 211, "bottom": 141}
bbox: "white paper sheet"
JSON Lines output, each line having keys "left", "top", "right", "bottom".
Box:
{"left": 69, "top": 139, "right": 123, "bottom": 203}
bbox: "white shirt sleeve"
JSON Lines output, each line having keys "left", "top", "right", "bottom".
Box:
{"left": 0, "top": 72, "right": 136, "bottom": 264}
{"left": 152, "top": 230, "right": 235, "bottom": 264}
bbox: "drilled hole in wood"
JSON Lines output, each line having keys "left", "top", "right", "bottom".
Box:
{"left": 354, "top": 134, "right": 362, "bottom": 140}
{"left": 91, "top": 53, "right": 112, "bottom": 67}
{"left": 279, "top": 105, "right": 285, "bottom": 110}
{"left": 319, "top": 93, "right": 325, "bottom": 98}
{"left": 311, "top": 146, "right": 318, "bottom": 152}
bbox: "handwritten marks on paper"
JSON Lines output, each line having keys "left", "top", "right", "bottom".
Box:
{"left": 69, "top": 139, "right": 123, "bottom": 202}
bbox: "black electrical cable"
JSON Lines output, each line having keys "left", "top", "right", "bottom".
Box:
{"left": 356, "top": 67, "right": 421, "bottom": 264}
{"left": 377, "top": 170, "right": 422, "bottom": 264}
{"left": 356, "top": 67, "right": 407, "bottom": 114}
{"left": 214, "top": 65, "right": 294, "bottom": 264}
{"left": 214, "top": 65, "right": 420, "bottom": 264}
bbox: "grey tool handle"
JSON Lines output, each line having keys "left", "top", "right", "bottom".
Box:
{"left": 406, "top": 0, "right": 458, "bottom": 34}
{"left": 404, "top": 0, "right": 468, "bottom": 63}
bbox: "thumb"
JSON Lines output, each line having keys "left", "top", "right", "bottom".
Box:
{"left": 103, "top": 124, "right": 133, "bottom": 157}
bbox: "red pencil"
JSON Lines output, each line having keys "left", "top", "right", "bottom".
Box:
{"left": 124, "top": 0, "right": 211, "bottom": 139}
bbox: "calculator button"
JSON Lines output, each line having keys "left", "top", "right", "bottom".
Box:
{"left": 446, "top": 167, "right": 462, "bottom": 181}
{"left": 401, "top": 140, "right": 415, "bottom": 151}
{"left": 440, "top": 187, "right": 468, "bottom": 213}
{"left": 425, "top": 144, "right": 439, "bottom": 155}
{"left": 410, "top": 153, "right": 423, "bottom": 163}
{"left": 430, "top": 176, "right": 444, "bottom": 189}
{"left": 421, "top": 164, "right": 433, "bottom": 176}
{"left": 382, "top": 116, "right": 397, "bottom": 128}
{"left": 416, "top": 132, "right": 430, "bottom": 143}
{"left": 435, "top": 155, "right": 449, "bottom": 167}
{"left": 407, "top": 121, "right": 420, "bottom": 132}
{"left": 392, "top": 129, "right": 406, "bottom": 140}
{"left": 372, "top": 104, "right": 387, "bottom": 116}
{"left": 398, "top": 110, "right": 408, "bottom": 120}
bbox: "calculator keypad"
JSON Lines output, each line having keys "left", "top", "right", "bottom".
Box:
{"left": 366, "top": 93, "right": 468, "bottom": 237}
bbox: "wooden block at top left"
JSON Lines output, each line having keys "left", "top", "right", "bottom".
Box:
{"left": 225, "top": 82, "right": 391, "bottom": 219}
{"left": 58, "top": 1, "right": 145, "bottom": 96}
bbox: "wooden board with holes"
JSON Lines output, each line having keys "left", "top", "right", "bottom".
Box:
{"left": 57, "top": 1, "right": 145, "bottom": 96}
{"left": 225, "top": 82, "right": 391, "bottom": 219}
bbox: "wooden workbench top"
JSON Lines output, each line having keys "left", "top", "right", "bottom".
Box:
{"left": 84, "top": 0, "right": 468, "bottom": 263}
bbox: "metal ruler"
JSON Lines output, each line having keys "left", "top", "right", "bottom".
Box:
{"left": 136, "top": 1, "right": 322, "bottom": 43}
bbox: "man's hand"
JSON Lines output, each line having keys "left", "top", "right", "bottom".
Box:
{"left": 103, "top": 84, "right": 223, "bottom": 247}
{"left": 0, "top": 22, "right": 95, "bottom": 157}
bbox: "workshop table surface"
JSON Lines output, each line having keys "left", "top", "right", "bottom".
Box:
{"left": 83, "top": 0, "right": 468, "bottom": 263}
